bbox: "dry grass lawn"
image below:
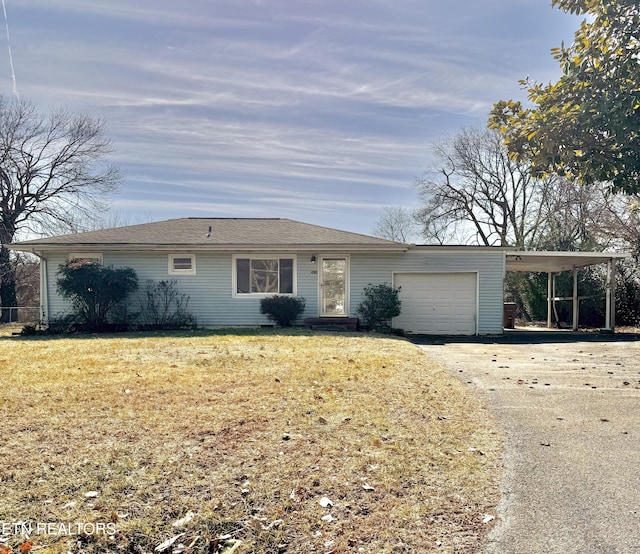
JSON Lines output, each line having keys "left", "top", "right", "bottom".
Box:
{"left": 0, "top": 328, "right": 502, "bottom": 553}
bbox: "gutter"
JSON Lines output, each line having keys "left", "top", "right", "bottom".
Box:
{"left": 7, "top": 243, "right": 411, "bottom": 253}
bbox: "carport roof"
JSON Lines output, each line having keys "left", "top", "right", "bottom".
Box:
{"left": 505, "top": 250, "right": 629, "bottom": 273}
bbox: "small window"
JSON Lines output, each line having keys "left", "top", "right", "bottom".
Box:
{"left": 69, "top": 252, "right": 103, "bottom": 265}
{"left": 234, "top": 256, "right": 295, "bottom": 295}
{"left": 169, "top": 254, "right": 196, "bottom": 275}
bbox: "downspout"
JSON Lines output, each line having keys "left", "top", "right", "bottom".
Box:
{"left": 38, "top": 252, "right": 49, "bottom": 325}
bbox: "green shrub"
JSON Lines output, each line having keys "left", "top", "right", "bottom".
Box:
{"left": 56, "top": 261, "right": 138, "bottom": 331}
{"left": 260, "top": 295, "right": 306, "bottom": 327}
{"left": 356, "top": 283, "right": 402, "bottom": 332}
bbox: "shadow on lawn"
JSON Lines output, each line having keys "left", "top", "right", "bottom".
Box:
{"left": 4, "top": 322, "right": 639, "bottom": 345}
{"left": 0, "top": 324, "right": 387, "bottom": 342}
{"left": 409, "top": 329, "right": 640, "bottom": 346}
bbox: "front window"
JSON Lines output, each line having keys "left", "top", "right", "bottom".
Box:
{"left": 235, "top": 257, "right": 294, "bottom": 295}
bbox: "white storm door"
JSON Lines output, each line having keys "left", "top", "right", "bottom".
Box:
{"left": 320, "top": 257, "right": 348, "bottom": 316}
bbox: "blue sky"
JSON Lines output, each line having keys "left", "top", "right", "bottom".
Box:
{"left": 0, "top": 0, "right": 581, "bottom": 234}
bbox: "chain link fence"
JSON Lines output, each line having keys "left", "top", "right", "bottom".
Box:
{"left": 0, "top": 306, "right": 41, "bottom": 324}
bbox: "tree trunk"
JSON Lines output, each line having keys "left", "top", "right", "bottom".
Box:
{"left": 0, "top": 245, "right": 18, "bottom": 323}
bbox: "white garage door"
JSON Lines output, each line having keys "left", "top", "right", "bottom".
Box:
{"left": 393, "top": 273, "right": 477, "bottom": 335}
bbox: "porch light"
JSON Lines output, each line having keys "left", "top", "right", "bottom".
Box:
{"left": 310, "top": 255, "right": 317, "bottom": 264}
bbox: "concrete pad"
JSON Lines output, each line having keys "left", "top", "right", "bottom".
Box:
{"left": 417, "top": 336, "right": 640, "bottom": 554}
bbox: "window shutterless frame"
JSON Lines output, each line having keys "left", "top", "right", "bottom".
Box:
{"left": 168, "top": 254, "right": 196, "bottom": 275}
{"left": 232, "top": 254, "right": 297, "bottom": 297}
{"left": 69, "top": 253, "right": 103, "bottom": 264}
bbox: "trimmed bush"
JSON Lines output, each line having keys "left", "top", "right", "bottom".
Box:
{"left": 56, "top": 261, "right": 138, "bottom": 331}
{"left": 260, "top": 295, "right": 306, "bottom": 327}
{"left": 356, "top": 283, "right": 402, "bottom": 332}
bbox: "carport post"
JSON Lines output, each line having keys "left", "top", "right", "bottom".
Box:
{"left": 605, "top": 258, "right": 617, "bottom": 332}
{"left": 572, "top": 266, "right": 579, "bottom": 331}
{"left": 547, "top": 272, "right": 553, "bottom": 328}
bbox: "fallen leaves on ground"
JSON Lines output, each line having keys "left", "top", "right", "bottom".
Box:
{"left": 0, "top": 329, "right": 502, "bottom": 553}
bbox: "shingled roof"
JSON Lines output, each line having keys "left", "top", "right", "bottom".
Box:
{"left": 9, "top": 218, "right": 409, "bottom": 252}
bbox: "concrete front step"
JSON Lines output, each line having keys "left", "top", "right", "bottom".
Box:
{"left": 303, "top": 317, "right": 359, "bottom": 331}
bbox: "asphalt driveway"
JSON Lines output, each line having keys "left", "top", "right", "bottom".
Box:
{"left": 416, "top": 332, "right": 640, "bottom": 554}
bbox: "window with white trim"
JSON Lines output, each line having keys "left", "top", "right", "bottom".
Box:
{"left": 169, "top": 254, "right": 196, "bottom": 275}
{"left": 234, "top": 256, "right": 295, "bottom": 295}
{"left": 69, "top": 253, "right": 103, "bottom": 265}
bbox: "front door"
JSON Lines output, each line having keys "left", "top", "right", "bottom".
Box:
{"left": 320, "top": 257, "right": 348, "bottom": 316}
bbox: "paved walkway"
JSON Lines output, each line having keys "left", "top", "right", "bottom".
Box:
{"left": 417, "top": 335, "right": 640, "bottom": 554}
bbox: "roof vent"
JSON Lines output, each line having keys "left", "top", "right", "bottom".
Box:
{"left": 206, "top": 226, "right": 212, "bottom": 238}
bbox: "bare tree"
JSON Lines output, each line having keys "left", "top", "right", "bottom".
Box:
{"left": 414, "top": 127, "right": 640, "bottom": 324}
{"left": 596, "top": 194, "right": 640, "bottom": 257}
{"left": 535, "top": 180, "right": 615, "bottom": 251}
{"left": 372, "top": 206, "right": 421, "bottom": 243}
{"left": 45, "top": 208, "right": 152, "bottom": 235}
{"left": 0, "top": 96, "right": 120, "bottom": 321}
{"left": 13, "top": 251, "right": 39, "bottom": 316}
{"left": 415, "top": 127, "right": 557, "bottom": 247}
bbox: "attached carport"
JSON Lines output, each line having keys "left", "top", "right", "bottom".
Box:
{"left": 505, "top": 251, "right": 630, "bottom": 332}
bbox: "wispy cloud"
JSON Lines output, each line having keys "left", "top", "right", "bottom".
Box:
{"left": 3, "top": 0, "right": 580, "bottom": 233}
